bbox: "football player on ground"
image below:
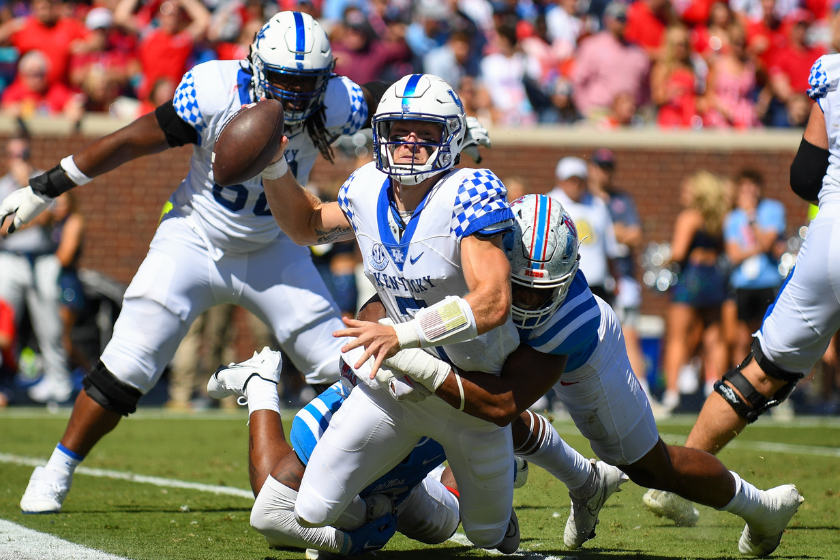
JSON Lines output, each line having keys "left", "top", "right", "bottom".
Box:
{"left": 261, "top": 74, "right": 523, "bottom": 553}
{"left": 639, "top": 53, "right": 840, "bottom": 529}
{"left": 2, "top": 11, "right": 393, "bottom": 515}
{"left": 384, "top": 194, "right": 804, "bottom": 557}
{"left": 205, "top": 347, "right": 462, "bottom": 557}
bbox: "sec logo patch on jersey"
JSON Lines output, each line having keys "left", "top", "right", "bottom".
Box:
{"left": 371, "top": 243, "right": 390, "bottom": 271}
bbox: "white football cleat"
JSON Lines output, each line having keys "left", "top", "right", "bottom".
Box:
{"left": 207, "top": 347, "right": 281, "bottom": 402}
{"left": 514, "top": 456, "right": 529, "bottom": 489}
{"left": 564, "top": 460, "right": 629, "bottom": 549}
{"left": 643, "top": 489, "right": 700, "bottom": 527}
{"left": 738, "top": 484, "right": 803, "bottom": 557}
{"left": 495, "top": 508, "right": 520, "bottom": 554}
{"left": 20, "top": 466, "right": 71, "bottom": 514}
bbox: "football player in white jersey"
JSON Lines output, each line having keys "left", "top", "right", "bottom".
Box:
{"left": 638, "top": 54, "right": 839, "bottom": 528}
{"left": 261, "top": 74, "right": 523, "bottom": 553}
{"left": 388, "top": 194, "right": 804, "bottom": 557}
{"left": 3, "top": 11, "right": 390, "bottom": 516}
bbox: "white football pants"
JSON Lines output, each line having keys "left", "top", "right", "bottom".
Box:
{"left": 554, "top": 298, "right": 659, "bottom": 466}
{"left": 295, "top": 383, "right": 514, "bottom": 549}
{"left": 756, "top": 199, "right": 840, "bottom": 374}
{"left": 100, "top": 215, "right": 344, "bottom": 393}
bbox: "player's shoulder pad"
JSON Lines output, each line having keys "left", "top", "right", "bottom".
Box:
{"left": 449, "top": 168, "right": 514, "bottom": 239}
{"left": 323, "top": 75, "right": 369, "bottom": 136}
{"left": 173, "top": 60, "right": 241, "bottom": 136}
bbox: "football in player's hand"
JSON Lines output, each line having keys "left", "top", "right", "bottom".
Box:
{"left": 212, "top": 99, "right": 284, "bottom": 187}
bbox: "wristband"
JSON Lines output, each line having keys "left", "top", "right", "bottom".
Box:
{"left": 60, "top": 156, "right": 93, "bottom": 186}
{"left": 454, "top": 371, "right": 465, "bottom": 411}
{"left": 261, "top": 157, "right": 289, "bottom": 180}
{"left": 30, "top": 165, "right": 75, "bottom": 198}
{"left": 395, "top": 296, "right": 478, "bottom": 350}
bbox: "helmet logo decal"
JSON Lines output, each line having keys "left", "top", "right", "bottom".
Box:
{"left": 447, "top": 89, "right": 463, "bottom": 112}
{"left": 370, "top": 243, "right": 390, "bottom": 271}
{"left": 561, "top": 213, "right": 577, "bottom": 239}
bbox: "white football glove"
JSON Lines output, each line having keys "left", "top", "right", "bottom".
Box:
{"left": 339, "top": 345, "right": 388, "bottom": 391}
{"left": 0, "top": 186, "right": 52, "bottom": 234}
{"left": 808, "top": 54, "right": 840, "bottom": 100}
{"left": 462, "top": 116, "right": 491, "bottom": 164}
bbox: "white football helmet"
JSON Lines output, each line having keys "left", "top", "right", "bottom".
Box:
{"left": 249, "top": 11, "right": 335, "bottom": 124}
{"left": 504, "top": 194, "right": 580, "bottom": 329}
{"left": 373, "top": 74, "right": 467, "bottom": 186}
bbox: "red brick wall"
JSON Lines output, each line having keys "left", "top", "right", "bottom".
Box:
{"left": 9, "top": 133, "right": 809, "bottom": 353}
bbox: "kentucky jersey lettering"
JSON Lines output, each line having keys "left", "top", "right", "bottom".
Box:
{"left": 338, "top": 162, "right": 520, "bottom": 374}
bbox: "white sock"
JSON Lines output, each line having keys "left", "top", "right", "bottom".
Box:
{"left": 720, "top": 470, "right": 764, "bottom": 521}
{"left": 251, "top": 476, "right": 344, "bottom": 553}
{"left": 245, "top": 377, "right": 281, "bottom": 416}
{"left": 516, "top": 411, "right": 592, "bottom": 491}
{"left": 46, "top": 444, "right": 83, "bottom": 476}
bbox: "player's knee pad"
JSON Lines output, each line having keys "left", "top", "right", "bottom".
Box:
{"left": 713, "top": 340, "right": 803, "bottom": 424}
{"left": 83, "top": 361, "right": 143, "bottom": 416}
{"left": 396, "top": 478, "right": 460, "bottom": 544}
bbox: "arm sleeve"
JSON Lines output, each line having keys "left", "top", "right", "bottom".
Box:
{"left": 155, "top": 100, "right": 198, "bottom": 148}
{"left": 790, "top": 137, "right": 829, "bottom": 202}
{"left": 451, "top": 170, "right": 515, "bottom": 239}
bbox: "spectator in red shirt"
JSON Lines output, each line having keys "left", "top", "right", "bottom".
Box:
{"left": 745, "top": 0, "right": 787, "bottom": 69}
{"left": 651, "top": 25, "right": 705, "bottom": 128}
{"left": 69, "top": 7, "right": 138, "bottom": 92}
{"left": 0, "top": 0, "right": 90, "bottom": 86}
{"left": 114, "top": 0, "right": 210, "bottom": 101}
{"left": 1, "top": 50, "right": 84, "bottom": 119}
{"left": 766, "top": 9, "right": 824, "bottom": 126}
{"left": 692, "top": 2, "right": 734, "bottom": 62}
{"left": 0, "top": 295, "right": 16, "bottom": 407}
{"left": 625, "top": 0, "right": 674, "bottom": 58}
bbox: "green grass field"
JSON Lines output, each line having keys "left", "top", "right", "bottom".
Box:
{"left": 1, "top": 408, "right": 839, "bottom": 559}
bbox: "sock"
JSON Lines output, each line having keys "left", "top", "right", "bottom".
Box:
{"left": 720, "top": 470, "right": 764, "bottom": 521}
{"left": 245, "top": 377, "right": 281, "bottom": 416}
{"left": 569, "top": 461, "right": 598, "bottom": 500}
{"left": 516, "top": 411, "right": 592, "bottom": 491}
{"left": 46, "top": 444, "right": 83, "bottom": 476}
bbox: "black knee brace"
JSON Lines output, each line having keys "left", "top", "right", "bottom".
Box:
{"left": 82, "top": 361, "right": 143, "bottom": 416}
{"left": 714, "top": 339, "right": 804, "bottom": 423}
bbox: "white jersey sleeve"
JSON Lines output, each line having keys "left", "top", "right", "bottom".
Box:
{"left": 450, "top": 169, "right": 514, "bottom": 239}
{"left": 322, "top": 75, "right": 369, "bottom": 137}
{"left": 173, "top": 62, "right": 238, "bottom": 148}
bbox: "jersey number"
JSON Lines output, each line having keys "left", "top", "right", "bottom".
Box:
{"left": 395, "top": 296, "right": 427, "bottom": 318}
{"left": 213, "top": 184, "right": 272, "bottom": 216}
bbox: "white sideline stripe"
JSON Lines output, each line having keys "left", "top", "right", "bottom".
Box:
{"left": 0, "top": 453, "right": 254, "bottom": 499}
{"left": 0, "top": 519, "right": 130, "bottom": 560}
{"left": 447, "top": 532, "right": 563, "bottom": 559}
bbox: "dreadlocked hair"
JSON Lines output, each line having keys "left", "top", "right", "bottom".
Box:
{"left": 305, "top": 105, "right": 337, "bottom": 164}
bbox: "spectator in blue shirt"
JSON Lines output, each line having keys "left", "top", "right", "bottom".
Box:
{"left": 723, "top": 169, "right": 786, "bottom": 364}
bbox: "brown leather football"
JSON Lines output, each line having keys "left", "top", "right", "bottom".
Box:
{"left": 212, "top": 98, "right": 285, "bottom": 187}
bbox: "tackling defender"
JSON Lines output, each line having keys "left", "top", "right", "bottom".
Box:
{"left": 2, "top": 11, "right": 391, "bottom": 515}
{"left": 261, "top": 74, "right": 523, "bottom": 553}
{"left": 386, "top": 194, "right": 803, "bottom": 557}
{"left": 642, "top": 53, "right": 840, "bottom": 528}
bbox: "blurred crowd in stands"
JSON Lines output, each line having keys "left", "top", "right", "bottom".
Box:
{"left": 0, "top": 0, "right": 833, "bottom": 128}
